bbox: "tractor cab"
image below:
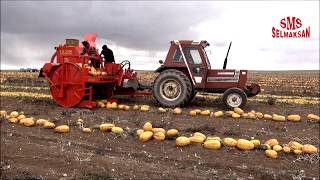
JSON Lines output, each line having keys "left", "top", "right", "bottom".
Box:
{"left": 153, "top": 40, "right": 260, "bottom": 109}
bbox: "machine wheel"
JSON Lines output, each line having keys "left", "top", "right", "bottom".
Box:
{"left": 49, "top": 63, "right": 84, "bottom": 107}
{"left": 222, "top": 88, "right": 247, "bottom": 109}
{"left": 153, "top": 69, "right": 192, "bottom": 107}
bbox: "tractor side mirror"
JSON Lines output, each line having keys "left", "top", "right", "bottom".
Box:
{"left": 159, "top": 60, "right": 164, "bottom": 64}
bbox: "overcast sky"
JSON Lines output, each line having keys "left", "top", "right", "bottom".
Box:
{"left": 1, "top": 1, "right": 319, "bottom": 70}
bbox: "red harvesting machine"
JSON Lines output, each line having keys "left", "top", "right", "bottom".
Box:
{"left": 39, "top": 34, "right": 150, "bottom": 108}
{"left": 40, "top": 34, "right": 260, "bottom": 109}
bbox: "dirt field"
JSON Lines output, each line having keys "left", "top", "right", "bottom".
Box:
{"left": 0, "top": 71, "right": 319, "bottom": 179}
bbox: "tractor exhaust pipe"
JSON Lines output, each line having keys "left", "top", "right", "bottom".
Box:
{"left": 223, "top": 41, "right": 232, "bottom": 70}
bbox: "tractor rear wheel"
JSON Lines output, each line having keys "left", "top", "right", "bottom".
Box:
{"left": 222, "top": 88, "right": 247, "bottom": 109}
{"left": 153, "top": 69, "right": 192, "bottom": 107}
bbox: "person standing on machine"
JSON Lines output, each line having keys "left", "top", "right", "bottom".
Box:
{"left": 100, "top": 45, "right": 115, "bottom": 63}
{"left": 81, "top": 41, "right": 101, "bottom": 68}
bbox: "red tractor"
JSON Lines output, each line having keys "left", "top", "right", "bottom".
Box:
{"left": 39, "top": 35, "right": 260, "bottom": 109}
{"left": 152, "top": 40, "right": 260, "bottom": 109}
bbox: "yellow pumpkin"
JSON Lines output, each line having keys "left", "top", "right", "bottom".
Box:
{"left": 139, "top": 131, "right": 153, "bottom": 142}
{"left": 77, "top": 119, "right": 84, "bottom": 123}
{"left": 223, "top": 138, "right": 238, "bottom": 147}
{"left": 214, "top": 111, "right": 223, "bottom": 118}
{"left": 82, "top": 128, "right": 92, "bottom": 133}
{"left": 236, "top": 139, "right": 254, "bottom": 150}
{"left": 143, "top": 122, "right": 153, "bottom": 131}
{"left": 272, "top": 114, "right": 286, "bottom": 121}
{"left": 241, "top": 113, "right": 248, "bottom": 118}
{"left": 0, "top": 110, "right": 7, "bottom": 118}
{"left": 263, "top": 114, "right": 272, "bottom": 120}
{"left": 97, "top": 101, "right": 106, "bottom": 108}
{"left": 293, "top": 149, "right": 303, "bottom": 155}
{"left": 250, "top": 139, "right": 261, "bottom": 147}
{"left": 111, "top": 127, "right": 123, "bottom": 133}
{"left": 273, "top": 145, "right": 282, "bottom": 152}
{"left": 133, "top": 105, "right": 140, "bottom": 110}
{"left": 166, "top": 129, "right": 178, "bottom": 137}
{"left": 173, "top": 107, "right": 182, "bottom": 114}
{"left": 123, "top": 105, "right": 130, "bottom": 111}
{"left": 158, "top": 107, "right": 167, "bottom": 113}
{"left": 153, "top": 131, "right": 165, "bottom": 141}
{"left": 189, "top": 110, "right": 197, "bottom": 116}
{"left": 234, "top": 107, "right": 244, "bottom": 115}
{"left": 10, "top": 111, "right": 19, "bottom": 118}
{"left": 283, "top": 146, "right": 291, "bottom": 153}
{"left": 265, "top": 150, "right": 277, "bottom": 159}
{"left": 140, "top": 105, "right": 150, "bottom": 112}
{"left": 248, "top": 112, "right": 256, "bottom": 119}
{"left": 193, "top": 132, "right": 206, "bottom": 140}
{"left": 203, "top": 140, "right": 221, "bottom": 150}
{"left": 232, "top": 113, "right": 241, "bottom": 119}
{"left": 302, "top": 144, "right": 318, "bottom": 154}
{"left": 8, "top": 118, "right": 18, "bottom": 123}
{"left": 152, "top": 128, "right": 166, "bottom": 134}
{"left": 307, "top": 114, "right": 319, "bottom": 122}
{"left": 255, "top": 112, "right": 263, "bottom": 119}
{"left": 265, "top": 139, "right": 279, "bottom": 148}
{"left": 136, "top": 129, "right": 144, "bottom": 136}
{"left": 106, "top": 102, "right": 113, "bottom": 109}
{"left": 36, "top": 119, "right": 48, "bottom": 126}
{"left": 43, "top": 122, "right": 55, "bottom": 129}
{"left": 194, "top": 109, "right": 201, "bottom": 114}
{"left": 189, "top": 136, "right": 206, "bottom": 144}
{"left": 176, "top": 136, "right": 191, "bottom": 147}
{"left": 118, "top": 104, "right": 125, "bottom": 110}
{"left": 287, "top": 115, "right": 301, "bottom": 122}
{"left": 17, "top": 115, "right": 26, "bottom": 120}
{"left": 288, "top": 141, "right": 303, "bottom": 151}
{"left": 200, "top": 110, "right": 210, "bottom": 116}
{"left": 99, "top": 123, "right": 115, "bottom": 132}
{"left": 22, "top": 118, "right": 35, "bottom": 127}
{"left": 54, "top": 125, "right": 70, "bottom": 133}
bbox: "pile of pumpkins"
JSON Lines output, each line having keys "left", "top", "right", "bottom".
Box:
{"left": 137, "top": 122, "right": 179, "bottom": 142}
{"left": 87, "top": 66, "right": 106, "bottom": 77}
{"left": 1, "top": 110, "right": 70, "bottom": 133}
{"left": 174, "top": 133, "right": 318, "bottom": 159}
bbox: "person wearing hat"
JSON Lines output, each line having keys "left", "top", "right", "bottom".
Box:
{"left": 100, "top": 45, "right": 115, "bottom": 63}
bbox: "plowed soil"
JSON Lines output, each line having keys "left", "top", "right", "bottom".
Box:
{"left": 0, "top": 71, "right": 319, "bottom": 180}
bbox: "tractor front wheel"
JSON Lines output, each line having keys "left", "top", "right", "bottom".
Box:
{"left": 153, "top": 69, "right": 192, "bottom": 107}
{"left": 222, "top": 88, "right": 247, "bottom": 109}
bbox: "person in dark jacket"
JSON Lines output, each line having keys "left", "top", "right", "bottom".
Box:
{"left": 100, "top": 45, "right": 115, "bottom": 63}
{"left": 81, "top": 41, "right": 101, "bottom": 68}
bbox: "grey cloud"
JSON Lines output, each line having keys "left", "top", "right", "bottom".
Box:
{"left": 1, "top": 1, "right": 220, "bottom": 68}
{"left": 1, "top": 1, "right": 220, "bottom": 50}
